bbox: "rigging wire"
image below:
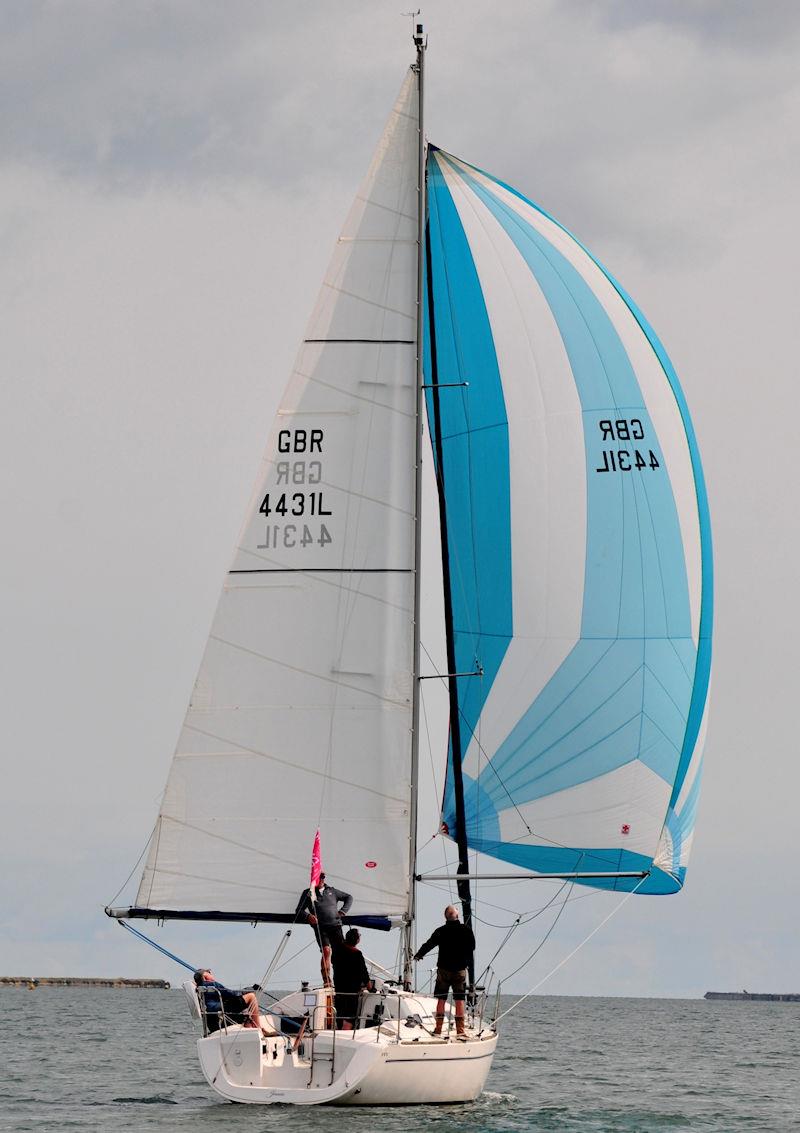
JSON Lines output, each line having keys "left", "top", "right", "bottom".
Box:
{"left": 419, "top": 643, "right": 457, "bottom": 906}
{"left": 495, "top": 881, "right": 574, "bottom": 988}
{"left": 472, "top": 883, "right": 608, "bottom": 927}
{"left": 492, "top": 875, "right": 648, "bottom": 1026}
{"left": 475, "top": 880, "right": 570, "bottom": 983}
{"left": 271, "top": 937, "right": 314, "bottom": 973}
{"left": 420, "top": 873, "right": 605, "bottom": 924}
{"left": 107, "top": 824, "right": 156, "bottom": 907}
{"left": 116, "top": 919, "right": 197, "bottom": 974}
{"left": 118, "top": 918, "right": 307, "bottom": 1023}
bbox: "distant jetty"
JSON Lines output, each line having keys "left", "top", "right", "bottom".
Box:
{"left": 0, "top": 977, "right": 170, "bottom": 989}
{"left": 705, "top": 990, "right": 799, "bottom": 1002}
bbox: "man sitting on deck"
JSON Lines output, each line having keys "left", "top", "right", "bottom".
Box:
{"left": 193, "top": 968, "right": 269, "bottom": 1035}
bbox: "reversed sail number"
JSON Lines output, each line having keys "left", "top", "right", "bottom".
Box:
{"left": 595, "top": 418, "right": 660, "bottom": 474}
{"left": 258, "top": 523, "right": 333, "bottom": 549}
{"left": 596, "top": 449, "right": 660, "bottom": 473}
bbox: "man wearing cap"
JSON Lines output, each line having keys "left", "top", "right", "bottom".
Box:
{"left": 295, "top": 872, "right": 353, "bottom": 987}
{"left": 414, "top": 905, "right": 475, "bottom": 1039}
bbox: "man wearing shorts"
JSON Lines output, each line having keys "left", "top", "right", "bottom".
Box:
{"left": 193, "top": 969, "right": 267, "bottom": 1035}
{"left": 295, "top": 872, "right": 353, "bottom": 986}
{"left": 414, "top": 905, "right": 475, "bottom": 1039}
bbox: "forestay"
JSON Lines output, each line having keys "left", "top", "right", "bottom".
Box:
{"left": 134, "top": 72, "right": 420, "bottom": 921}
{"left": 424, "top": 149, "right": 712, "bottom": 895}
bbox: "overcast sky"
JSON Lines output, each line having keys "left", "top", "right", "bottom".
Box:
{"left": 2, "top": 0, "right": 799, "bottom": 998}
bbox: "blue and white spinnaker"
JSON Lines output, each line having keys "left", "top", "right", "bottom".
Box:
{"left": 425, "top": 148, "right": 712, "bottom": 894}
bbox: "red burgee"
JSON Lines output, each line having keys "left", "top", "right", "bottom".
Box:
{"left": 310, "top": 829, "right": 322, "bottom": 893}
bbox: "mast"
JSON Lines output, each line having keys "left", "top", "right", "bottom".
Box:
{"left": 403, "top": 18, "right": 426, "bottom": 988}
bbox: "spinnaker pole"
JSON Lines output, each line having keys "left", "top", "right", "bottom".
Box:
{"left": 404, "top": 19, "right": 427, "bottom": 989}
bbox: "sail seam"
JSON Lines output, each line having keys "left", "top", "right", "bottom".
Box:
{"left": 320, "top": 279, "right": 416, "bottom": 320}
{"left": 489, "top": 639, "right": 615, "bottom": 766}
{"left": 181, "top": 723, "right": 409, "bottom": 802}
{"left": 351, "top": 193, "right": 415, "bottom": 220}
{"left": 227, "top": 563, "right": 413, "bottom": 614}
{"left": 207, "top": 634, "right": 410, "bottom": 706}
{"left": 496, "top": 684, "right": 645, "bottom": 790}
{"left": 144, "top": 864, "right": 303, "bottom": 896}
{"left": 641, "top": 660, "right": 692, "bottom": 719}
{"left": 144, "top": 864, "right": 405, "bottom": 906}
{"left": 291, "top": 367, "right": 415, "bottom": 416}
{"left": 157, "top": 816, "right": 407, "bottom": 899}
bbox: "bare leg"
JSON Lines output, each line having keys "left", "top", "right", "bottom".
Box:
{"left": 455, "top": 999, "right": 466, "bottom": 1036}
{"left": 242, "top": 991, "right": 260, "bottom": 1028}
{"left": 432, "top": 997, "right": 446, "bottom": 1035}
{"left": 321, "top": 945, "right": 333, "bottom": 986}
{"left": 244, "top": 991, "right": 276, "bottom": 1036}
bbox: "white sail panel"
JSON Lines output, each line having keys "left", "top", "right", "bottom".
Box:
{"left": 137, "top": 72, "right": 419, "bottom": 919}
{"left": 450, "top": 156, "right": 704, "bottom": 644}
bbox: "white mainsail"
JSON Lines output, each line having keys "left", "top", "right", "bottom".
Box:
{"left": 136, "top": 72, "right": 420, "bottom": 921}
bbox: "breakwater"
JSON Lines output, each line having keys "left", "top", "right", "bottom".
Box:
{"left": 705, "top": 991, "right": 799, "bottom": 1002}
{"left": 0, "top": 977, "right": 170, "bottom": 988}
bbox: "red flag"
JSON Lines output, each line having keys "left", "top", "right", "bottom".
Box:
{"left": 310, "top": 828, "right": 322, "bottom": 892}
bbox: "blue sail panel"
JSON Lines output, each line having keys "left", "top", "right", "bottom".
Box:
{"left": 424, "top": 149, "right": 712, "bottom": 895}
{"left": 424, "top": 153, "right": 513, "bottom": 834}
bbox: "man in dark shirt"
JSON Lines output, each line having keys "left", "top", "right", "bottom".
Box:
{"left": 332, "top": 928, "right": 373, "bottom": 1029}
{"left": 414, "top": 905, "right": 475, "bottom": 1039}
{"left": 193, "top": 968, "right": 265, "bottom": 1034}
{"left": 295, "top": 872, "right": 353, "bottom": 987}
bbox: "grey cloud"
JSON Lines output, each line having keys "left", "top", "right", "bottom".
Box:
{"left": 3, "top": 0, "right": 797, "bottom": 277}
{"left": 596, "top": 0, "right": 800, "bottom": 49}
{"left": 0, "top": 1, "right": 403, "bottom": 189}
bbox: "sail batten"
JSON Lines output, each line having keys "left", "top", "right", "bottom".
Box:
{"left": 425, "top": 149, "right": 712, "bottom": 895}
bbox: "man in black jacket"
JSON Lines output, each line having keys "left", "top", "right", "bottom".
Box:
{"left": 332, "top": 928, "right": 373, "bottom": 1029}
{"left": 295, "top": 872, "right": 353, "bottom": 987}
{"left": 414, "top": 905, "right": 475, "bottom": 1039}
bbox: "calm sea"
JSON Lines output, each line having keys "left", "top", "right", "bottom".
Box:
{"left": 1, "top": 989, "right": 798, "bottom": 1132}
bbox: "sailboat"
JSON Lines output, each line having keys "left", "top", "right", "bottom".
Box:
{"left": 107, "top": 23, "right": 712, "bottom": 1107}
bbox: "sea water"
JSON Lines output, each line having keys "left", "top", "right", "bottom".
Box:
{"left": 1, "top": 989, "right": 798, "bottom": 1131}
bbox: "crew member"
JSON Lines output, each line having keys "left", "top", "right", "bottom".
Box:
{"left": 414, "top": 905, "right": 475, "bottom": 1039}
{"left": 193, "top": 968, "right": 268, "bottom": 1035}
{"left": 332, "top": 928, "right": 373, "bottom": 1029}
{"left": 295, "top": 872, "right": 353, "bottom": 986}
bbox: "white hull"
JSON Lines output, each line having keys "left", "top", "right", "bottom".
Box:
{"left": 198, "top": 1026, "right": 497, "bottom": 1106}
{"left": 195, "top": 988, "right": 498, "bottom": 1106}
